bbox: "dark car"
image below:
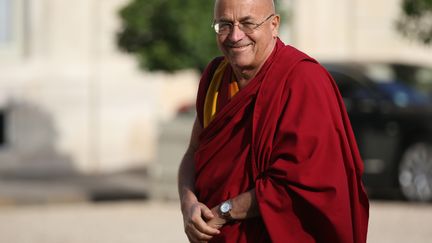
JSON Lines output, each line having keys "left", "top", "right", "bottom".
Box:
{"left": 324, "top": 61, "right": 432, "bottom": 201}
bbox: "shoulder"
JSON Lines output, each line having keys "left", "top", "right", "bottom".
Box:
{"left": 197, "top": 57, "right": 224, "bottom": 91}
{"left": 291, "top": 60, "right": 328, "bottom": 79}
{"left": 284, "top": 60, "right": 340, "bottom": 110}
{"left": 202, "top": 57, "right": 225, "bottom": 79}
{"left": 196, "top": 56, "right": 224, "bottom": 127}
{"left": 273, "top": 44, "right": 327, "bottom": 85}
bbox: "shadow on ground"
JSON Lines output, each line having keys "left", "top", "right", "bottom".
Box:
{"left": 0, "top": 168, "right": 150, "bottom": 205}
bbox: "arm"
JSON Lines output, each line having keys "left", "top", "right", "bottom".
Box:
{"left": 178, "top": 118, "right": 220, "bottom": 242}
{"left": 178, "top": 117, "right": 200, "bottom": 211}
{"left": 207, "top": 189, "right": 261, "bottom": 228}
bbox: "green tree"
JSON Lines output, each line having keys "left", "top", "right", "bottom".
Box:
{"left": 117, "top": 0, "right": 220, "bottom": 72}
{"left": 397, "top": 0, "right": 432, "bottom": 44}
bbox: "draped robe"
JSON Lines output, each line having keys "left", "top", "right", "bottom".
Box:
{"left": 193, "top": 39, "right": 369, "bottom": 243}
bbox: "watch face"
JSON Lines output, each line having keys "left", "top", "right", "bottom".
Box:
{"left": 220, "top": 201, "right": 231, "bottom": 213}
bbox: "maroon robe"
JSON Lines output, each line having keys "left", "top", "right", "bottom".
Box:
{"left": 194, "top": 39, "right": 369, "bottom": 243}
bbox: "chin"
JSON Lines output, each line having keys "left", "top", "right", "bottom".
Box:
{"left": 227, "top": 55, "right": 253, "bottom": 69}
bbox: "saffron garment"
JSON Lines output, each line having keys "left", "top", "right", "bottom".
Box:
{"left": 194, "top": 39, "right": 369, "bottom": 243}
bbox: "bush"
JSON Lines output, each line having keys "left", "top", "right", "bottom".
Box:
{"left": 117, "top": 0, "right": 220, "bottom": 72}
{"left": 397, "top": 0, "right": 432, "bottom": 45}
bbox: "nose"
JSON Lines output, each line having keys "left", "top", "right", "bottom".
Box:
{"left": 228, "top": 24, "right": 246, "bottom": 42}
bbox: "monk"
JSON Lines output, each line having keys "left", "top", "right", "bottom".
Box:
{"left": 178, "top": 0, "right": 369, "bottom": 242}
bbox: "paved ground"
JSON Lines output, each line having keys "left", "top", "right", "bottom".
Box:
{"left": 0, "top": 200, "right": 186, "bottom": 243}
{"left": 0, "top": 200, "right": 431, "bottom": 243}
{"left": 368, "top": 201, "right": 432, "bottom": 243}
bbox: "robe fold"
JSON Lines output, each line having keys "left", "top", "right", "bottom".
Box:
{"left": 194, "top": 39, "right": 369, "bottom": 243}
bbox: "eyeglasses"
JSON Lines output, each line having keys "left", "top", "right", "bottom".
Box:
{"left": 212, "top": 14, "right": 275, "bottom": 35}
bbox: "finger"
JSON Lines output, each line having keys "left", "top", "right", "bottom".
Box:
{"left": 193, "top": 228, "right": 213, "bottom": 241}
{"left": 201, "top": 205, "right": 214, "bottom": 220}
{"left": 192, "top": 213, "right": 220, "bottom": 236}
{"left": 186, "top": 225, "right": 213, "bottom": 242}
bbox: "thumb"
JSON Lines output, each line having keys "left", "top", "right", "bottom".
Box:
{"left": 201, "top": 204, "right": 215, "bottom": 220}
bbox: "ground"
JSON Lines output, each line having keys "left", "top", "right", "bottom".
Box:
{"left": 0, "top": 200, "right": 431, "bottom": 243}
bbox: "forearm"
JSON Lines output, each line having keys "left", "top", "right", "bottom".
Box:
{"left": 179, "top": 145, "right": 222, "bottom": 241}
{"left": 178, "top": 118, "right": 202, "bottom": 208}
{"left": 178, "top": 148, "right": 197, "bottom": 208}
{"left": 209, "top": 188, "right": 260, "bottom": 226}
{"left": 229, "top": 189, "right": 260, "bottom": 220}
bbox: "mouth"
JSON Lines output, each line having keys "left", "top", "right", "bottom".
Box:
{"left": 226, "top": 43, "right": 253, "bottom": 51}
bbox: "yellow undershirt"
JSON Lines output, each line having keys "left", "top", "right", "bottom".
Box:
{"left": 203, "top": 60, "right": 239, "bottom": 128}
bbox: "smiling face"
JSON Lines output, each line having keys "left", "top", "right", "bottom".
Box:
{"left": 214, "top": 0, "right": 280, "bottom": 73}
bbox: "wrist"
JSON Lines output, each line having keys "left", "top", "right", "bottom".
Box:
{"left": 208, "top": 207, "right": 228, "bottom": 228}
{"left": 218, "top": 199, "right": 234, "bottom": 221}
{"left": 180, "top": 190, "right": 197, "bottom": 211}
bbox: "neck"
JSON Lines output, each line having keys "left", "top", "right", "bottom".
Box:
{"left": 232, "top": 68, "right": 258, "bottom": 89}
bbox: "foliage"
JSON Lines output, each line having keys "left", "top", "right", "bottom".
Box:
{"left": 117, "top": 0, "right": 219, "bottom": 72}
{"left": 396, "top": 0, "right": 432, "bottom": 44}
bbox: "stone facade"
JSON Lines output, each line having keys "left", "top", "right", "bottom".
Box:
{"left": 0, "top": 0, "right": 198, "bottom": 174}
{"left": 0, "top": 0, "right": 430, "bottom": 176}
{"left": 287, "top": 0, "right": 432, "bottom": 65}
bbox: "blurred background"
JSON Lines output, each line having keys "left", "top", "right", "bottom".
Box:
{"left": 0, "top": 0, "right": 431, "bottom": 242}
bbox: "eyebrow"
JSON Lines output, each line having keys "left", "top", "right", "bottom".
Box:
{"left": 217, "top": 15, "right": 255, "bottom": 22}
{"left": 238, "top": 15, "right": 254, "bottom": 22}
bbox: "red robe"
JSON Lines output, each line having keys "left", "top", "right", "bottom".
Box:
{"left": 194, "top": 39, "right": 369, "bottom": 243}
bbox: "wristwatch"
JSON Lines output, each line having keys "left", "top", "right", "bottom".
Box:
{"left": 219, "top": 199, "right": 233, "bottom": 219}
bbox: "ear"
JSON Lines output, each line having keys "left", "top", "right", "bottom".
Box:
{"left": 270, "top": 14, "right": 280, "bottom": 38}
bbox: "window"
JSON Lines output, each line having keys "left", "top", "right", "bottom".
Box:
{"left": 0, "top": 0, "right": 26, "bottom": 58}
{"left": 330, "top": 71, "right": 373, "bottom": 100}
{"left": 0, "top": 0, "right": 12, "bottom": 45}
{"left": 0, "top": 111, "right": 5, "bottom": 145}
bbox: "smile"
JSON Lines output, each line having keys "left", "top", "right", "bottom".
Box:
{"left": 228, "top": 43, "right": 252, "bottom": 51}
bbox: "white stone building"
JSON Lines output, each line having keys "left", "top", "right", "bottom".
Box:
{"left": 283, "top": 0, "right": 432, "bottom": 65}
{"left": 0, "top": 0, "right": 198, "bottom": 175}
{"left": 0, "top": 0, "right": 430, "bottom": 176}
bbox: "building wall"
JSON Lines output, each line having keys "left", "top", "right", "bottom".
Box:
{"left": 3, "top": 0, "right": 429, "bottom": 175}
{"left": 0, "top": 0, "right": 198, "bottom": 174}
{"left": 286, "top": 0, "right": 432, "bottom": 66}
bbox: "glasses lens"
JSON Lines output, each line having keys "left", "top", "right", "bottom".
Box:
{"left": 214, "top": 23, "right": 231, "bottom": 35}
{"left": 213, "top": 23, "right": 220, "bottom": 34}
{"left": 239, "top": 24, "right": 255, "bottom": 34}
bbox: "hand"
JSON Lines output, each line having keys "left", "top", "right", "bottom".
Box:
{"left": 207, "top": 206, "right": 228, "bottom": 229}
{"left": 181, "top": 197, "right": 220, "bottom": 242}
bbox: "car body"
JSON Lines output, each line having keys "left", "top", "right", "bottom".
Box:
{"left": 323, "top": 61, "right": 432, "bottom": 201}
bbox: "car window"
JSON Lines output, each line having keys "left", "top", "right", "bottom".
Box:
{"left": 330, "top": 71, "right": 376, "bottom": 100}
{"left": 415, "top": 66, "right": 432, "bottom": 97}
{"left": 365, "top": 63, "right": 432, "bottom": 106}
{"left": 375, "top": 82, "right": 429, "bottom": 107}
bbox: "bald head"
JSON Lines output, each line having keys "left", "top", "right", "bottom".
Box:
{"left": 214, "top": 0, "right": 276, "bottom": 18}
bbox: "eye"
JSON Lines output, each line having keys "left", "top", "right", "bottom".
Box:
{"left": 241, "top": 22, "right": 256, "bottom": 29}
{"left": 219, "top": 22, "right": 232, "bottom": 29}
